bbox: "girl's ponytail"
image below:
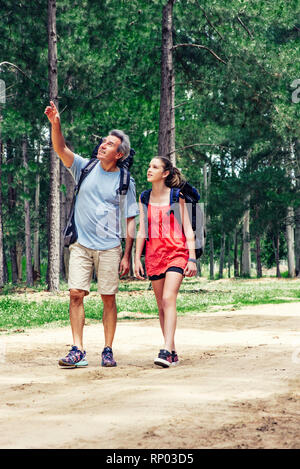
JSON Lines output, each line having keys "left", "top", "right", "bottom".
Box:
{"left": 157, "top": 156, "right": 186, "bottom": 188}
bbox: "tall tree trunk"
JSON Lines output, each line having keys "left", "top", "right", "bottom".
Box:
{"left": 16, "top": 241, "right": 23, "bottom": 282}
{"left": 47, "top": 0, "right": 60, "bottom": 292}
{"left": 273, "top": 234, "right": 281, "bottom": 278}
{"left": 209, "top": 236, "right": 214, "bottom": 280}
{"left": 295, "top": 205, "right": 300, "bottom": 277}
{"left": 255, "top": 235, "right": 262, "bottom": 278}
{"left": 158, "top": 0, "right": 175, "bottom": 163}
{"left": 242, "top": 199, "right": 251, "bottom": 277}
{"left": 33, "top": 148, "right": 41, "bottom": 283}
{"left": 10, "top": 245, "right": 18, "bottom": 284}
{"left": 239, "top": 232, "right": 243, "bottom": 277}
{"left": 0, "top": 133, "right": 4, "bottom": 287}
{"left": 234, "top": 229, "right": 239, "bottom": 277}
{"left": 286, "top": 206, "right": 295, "bottom": 278}
{"left": 22, "top": 137, "right": 33, "bottom": 286}
{"left": 3, "top": 247, "right": 8, "bottom": 284}
{"left": 7, "top": 166, "right": 18, "bottom": 283}
{"left": 294, "top": 139, "right": 300, "bottom": 277}
{"left": 227, "top": 234, "right": 231, "bottom": 278}
{"left": 219, "top": 233, "right": 225, "bottom": 279}
{"left": 204, "top": 162, "right": 214, "bottom": 279}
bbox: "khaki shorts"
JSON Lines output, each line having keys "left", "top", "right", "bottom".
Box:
{"left": 68, "top": 242, "right": 122, "bottom": 295}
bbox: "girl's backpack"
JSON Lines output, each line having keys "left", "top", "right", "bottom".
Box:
{"left": 140, "top": 182, "right": 205, "bottom": 258}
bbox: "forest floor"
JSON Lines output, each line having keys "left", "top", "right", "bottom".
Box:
{"left": 0, "top": 299, "right": 299, "bottom": 449}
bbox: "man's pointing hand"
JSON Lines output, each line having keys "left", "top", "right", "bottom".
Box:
{"left": 44, "top": 100, "right": 60, "bottom": 125}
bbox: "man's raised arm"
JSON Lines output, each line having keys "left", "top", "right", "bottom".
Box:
{"left": 44, "top": 101, "right": 74, "bottom": 168}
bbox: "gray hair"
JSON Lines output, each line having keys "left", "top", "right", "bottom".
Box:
{"left": 109, "top": 129, "right": 130, "bottom": 160}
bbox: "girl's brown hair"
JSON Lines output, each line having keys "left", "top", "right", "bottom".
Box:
{"left": 156, "top": 156, "right": 186, "bottom": 188}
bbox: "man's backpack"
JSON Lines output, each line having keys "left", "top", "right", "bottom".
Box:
{"left": 63, "top": 139, "right": 135, "bottom": 247}
{"left": 140, "top": 181, "right": 205, "bottom": 258}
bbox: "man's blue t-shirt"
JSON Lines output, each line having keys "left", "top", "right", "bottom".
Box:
{"left": 68, "top": 154, "right": 139, "bottom": 251}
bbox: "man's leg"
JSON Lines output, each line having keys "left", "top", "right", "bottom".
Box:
{"left": 97, "top": 245, "right": 122, "bottom": 366}
{"left": 69, "top": 288, "right": 86, "bottom": 351}
{"left": 101, "top": 294, "right": 117, "bottom": 348}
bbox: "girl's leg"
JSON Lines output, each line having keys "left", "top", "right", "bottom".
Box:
{"left": 151, "top": 277, "right": 165, "bottom": 336}
{"left": 161, "top": 271, "right": 184, "bottom": 352}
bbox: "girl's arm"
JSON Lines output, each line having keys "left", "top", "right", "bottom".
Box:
{"left": 179, "top": 196, "right": 197, "bottom": 277}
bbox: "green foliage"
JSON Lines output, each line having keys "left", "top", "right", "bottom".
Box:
{"left": 0, "top": 0, "right": 299, "bottom": 283}
{"left": 0, "top": 277, "right": 299, "bottom": 329}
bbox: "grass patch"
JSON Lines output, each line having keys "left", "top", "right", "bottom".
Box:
{"left": 0, "top": 277, "right": 299, "bottom": 330}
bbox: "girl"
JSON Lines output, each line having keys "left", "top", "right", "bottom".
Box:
{"left": 135, "top": 156, "right": 197, "bottom": 368}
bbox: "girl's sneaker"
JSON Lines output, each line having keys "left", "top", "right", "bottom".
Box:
{"left": 101, "top": 346, "right": 117, "bottom": 367}
{"left": 171, "top": 351, "right": 179, "bottom": 366}
{"left": 154, "top": 349, "right": 172, "bottom": 368}
{"left": 58, "top": 346, "right": 88, "bottom": 368}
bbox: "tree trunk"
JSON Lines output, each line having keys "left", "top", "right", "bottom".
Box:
{"left": 209, "top": 235, "right": 214, "bottom": 280}
{"left": 47, "top": 0, "right": 60, "bottom": 292}
{"left": 239, "top": 232, "right": 243, "bottom": 277}
{"left": 255, "top": 235, "right": 262, "bottom": 278}
{"left": 158, "top": 0, "right": 175, "bottom": 163}
{"left": 286, "top": 206, "right": 295, "bottom": 278}
{"left": 10, "top": 245, "right": 18, "bottom": 284}
{"left": 294, "top": 139, "right": 300, "bottom": 277}
{"left": 3, "top": 247, "right": 8, "bottom": 284}
{"left": 22, "top": 137, "right": 33, "bottom": 286}
{"left": 234, "top": 229, "right": 239, "bottom": 277}
{"left": 219, "top": 233, "right": 225, "bottom": 279}
{"left": 227, "top": 234, "right": 231, "bottom": 278}
{"left": 273, "top": 234, "right": 281, "bottom": 278}
{"left": 33, "top": 149, "right": 41, "bottom": 283}
{"left": 16, "top": 241, "right": 23, "bottom": 282}
{"left": 295, "top": 205, "right": 300, "bottom": 277}
{"left": 0, "top": 133, "right": 4, "bottom": 287}
{"left": 242, "top": 202, "right": 251, "bottom": 277}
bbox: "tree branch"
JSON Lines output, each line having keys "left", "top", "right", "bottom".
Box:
{"left": 174, "top": 143, "right": 229, "bottom": 152}
{"left": 0, "top": 61, "right": 47, "bottom": 94}
{"left": 236, "top": 16, "right": 254, "bottom": 39}
{"left": 172, "top": 101, "right": 188, "bottom": 109}
{"left": 173, "top": 44, "right": 227, "bottom": 64}
{"left": 197, "top": 2, "right": 224, "bottom": 40}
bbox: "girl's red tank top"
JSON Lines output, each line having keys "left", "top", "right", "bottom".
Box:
{"left": 145, "top": 203, "right": 189, "bottom": 277}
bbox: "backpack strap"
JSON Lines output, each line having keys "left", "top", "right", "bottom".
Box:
{"left": 168, "top": 187, "right": 182, "bottom": 227}
{"left": 118, "top": 167, "right": 131, "bottom": 195}
{"left": 170, "top": 187, "right": 181, "bottom": 205}
{"left": 140, "top": 189, "right": 151, "bottom": 206}
{"left": 140, "top": 189, "right": 151, "bottom": 241}
{"left": 63, "top": 158, "right": 98, "bottom": 247}
{"left": 75, "top": 158, "right": 99, "bottom": 196}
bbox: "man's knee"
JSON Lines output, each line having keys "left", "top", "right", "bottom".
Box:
{"left": 101, "top": 294, "right": 116, "bottom": 309}
{"left": 69, "top": 289, "right": 86, "bottom": 305}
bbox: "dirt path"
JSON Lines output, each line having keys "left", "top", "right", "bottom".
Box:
{"left": 0, "top": 302, "right": 299, "bottom": 449}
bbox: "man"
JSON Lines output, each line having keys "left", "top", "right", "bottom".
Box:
{"left": 45, "top": 101, "right": 138, "bottom": 368}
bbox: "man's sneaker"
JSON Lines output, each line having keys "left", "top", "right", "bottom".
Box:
{"left": 171, "top": 351, "right": 179, "bottom": 366}
{"left": 58, "top": 346, "right": 88, "bottom": 368}
{"left": 154, "top": 349, "right": 172, "bottom": 368}
{"left": 101, "top": 346, "right": 117, "bottom": 367}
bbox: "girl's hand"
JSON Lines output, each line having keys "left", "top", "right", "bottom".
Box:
{"left": 184, "top": 261, "right": 197, "bottom": 277}
{"left": 134, "top": 259, "right": 145, "bottom": 280}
